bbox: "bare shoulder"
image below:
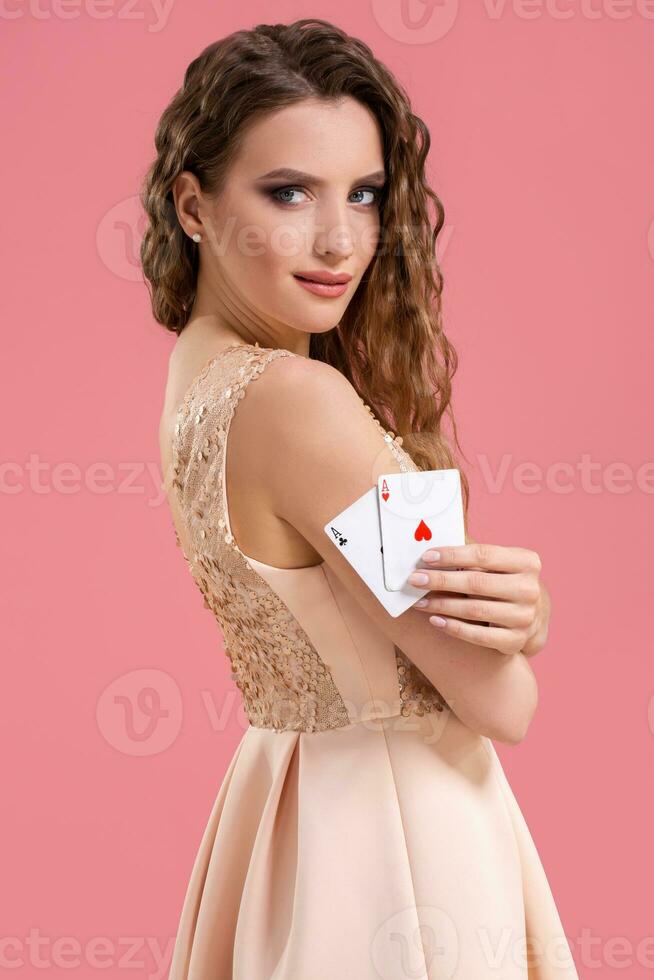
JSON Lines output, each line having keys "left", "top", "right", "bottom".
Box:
{"left": 257, "top": 349, "right": 357, "bottom": 405}
{"left": 247, "top": 351, "right": 380, "bottom": 443}
{"left": 239, "top": 351, "right": 398, "bottom": 496}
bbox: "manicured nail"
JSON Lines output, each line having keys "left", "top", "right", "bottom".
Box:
{"left": 414, "top": 598, "right": 429, "bottom": 607}
{"left": 409, "top": 572, "right": 429, "bottom": 586}
{"left": 430, "top": 616, "right": 447, "bottom": 627}
{"left": 422, "top": 550, "right": 441, "bottom": 562}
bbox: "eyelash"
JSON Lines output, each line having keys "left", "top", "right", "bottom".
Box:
{"left": 267, "top": 185, "right": 383, "bottom": 207}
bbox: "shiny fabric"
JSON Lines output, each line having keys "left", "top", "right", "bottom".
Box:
{"left": 162, "top": 342, "right": 579, "bottom": 979}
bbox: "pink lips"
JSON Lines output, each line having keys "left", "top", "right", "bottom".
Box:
{"left": 293, "top": 272, "right": 351, "bottom": 298}
{"left": 294, "top": 270, "right": 352, "bottom": 284}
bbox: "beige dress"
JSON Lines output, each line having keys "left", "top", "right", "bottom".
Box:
{"left": 162, "top": 342, "right": 578, "bottom": 980}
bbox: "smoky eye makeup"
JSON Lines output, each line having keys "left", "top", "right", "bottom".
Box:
{"left": 264, "top": 186, "right": 308, "bottom": 205}
{"left": 262, "top": 184, "right": 386, "bottom": 207}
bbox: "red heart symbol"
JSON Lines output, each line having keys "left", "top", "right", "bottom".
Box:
{"left": 382, "top": 491, "right": 389, "bottom": 501}
{"left": 414, "top": 519, "right": 432, "bottom": 542}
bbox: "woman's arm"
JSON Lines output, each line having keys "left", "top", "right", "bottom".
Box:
{"left": 235, "top": 355, "right": 539, "bottom": 745}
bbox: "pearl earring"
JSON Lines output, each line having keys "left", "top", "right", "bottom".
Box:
{"left": 192, "top": 233, "right": 202, "bottom": 243}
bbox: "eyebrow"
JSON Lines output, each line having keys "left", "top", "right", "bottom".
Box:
{"left": 255, "top": 167, "right": 387, "bottom": 186}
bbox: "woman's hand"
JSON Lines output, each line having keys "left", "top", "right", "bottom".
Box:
{"left": 520, "top": 581, "right": 550, "bottom": 657}
{"left": 407, "top": 542, "right": 547, "bottom": 657}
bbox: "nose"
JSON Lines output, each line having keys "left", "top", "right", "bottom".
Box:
{"left": 311, "top": 198, "right": 355, "bottom": 260}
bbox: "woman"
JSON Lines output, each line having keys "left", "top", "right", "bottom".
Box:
{"left": 142, "top": 18, "right": 578, "bottom": 979}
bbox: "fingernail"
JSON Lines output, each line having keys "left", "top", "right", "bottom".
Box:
{"left": 422, "top": 550, "right": 441, "bottom": 562}
{"left": 409, "top": 572, "right": 429, "bottom": 585}
{"left": 414, "top": 598, "right": 429, "bottom": 607}
{"left": 430, "top": 616, "right": 447, "bottom": 627}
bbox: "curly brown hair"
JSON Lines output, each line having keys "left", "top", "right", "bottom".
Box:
{"left": 139, "top": 17, "right": 472, "bottom": 528}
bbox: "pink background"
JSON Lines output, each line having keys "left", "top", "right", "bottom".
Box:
{"left": 2, "top": 3, "right": 652, "bottom": 977}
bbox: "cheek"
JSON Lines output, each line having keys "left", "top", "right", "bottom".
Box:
{"left": 228, "top": 205, "right": 304, "bottom": 279}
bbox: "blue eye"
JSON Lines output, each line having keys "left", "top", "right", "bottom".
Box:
{"left": 267, "top": 185, "right": 383, "bottom": 207}
{"left": 349, "top": 188, "right": 381, "bottom": 205}
{"left": 270, "top": 187, "right": 308, "bottom": 205}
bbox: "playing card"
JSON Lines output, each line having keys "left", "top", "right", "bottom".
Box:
{"left": 323, "top": 487, "right": 429, "bottom": 617}
{"left": 377, "top": 468, "right": 465, "bottom": 591}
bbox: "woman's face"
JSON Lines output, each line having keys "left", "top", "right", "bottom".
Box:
{"left": 180, "top": 96, "right": 386, "bottom": 348}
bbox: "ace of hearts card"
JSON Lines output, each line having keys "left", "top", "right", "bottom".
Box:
{"left": 377, "top": 469, "right": 465, "bottom": 591}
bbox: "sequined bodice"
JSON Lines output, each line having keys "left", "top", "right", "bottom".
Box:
{"left": 165, "top": 342, "right": 446, "bottom": 733}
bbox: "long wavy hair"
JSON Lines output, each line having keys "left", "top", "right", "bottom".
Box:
{"left": 140, "top": 17, "right": 472, "bottom": 528}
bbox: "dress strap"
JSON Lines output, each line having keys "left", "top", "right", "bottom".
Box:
{"left": 170, "top": 344, "right": 297, "bottom": 570}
